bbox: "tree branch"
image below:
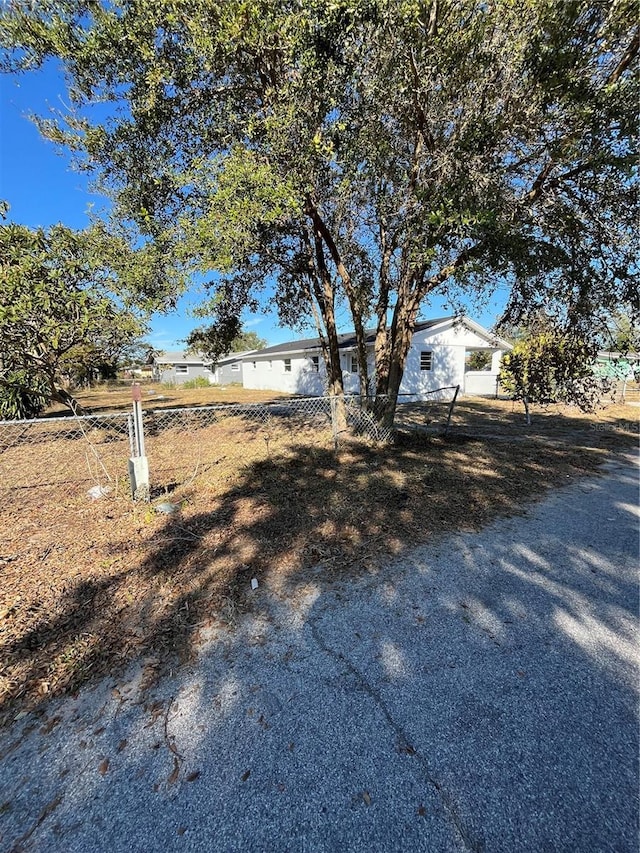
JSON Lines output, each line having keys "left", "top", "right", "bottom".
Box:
{"left": 609, "top": 29, "right": 639, "bottom": 86}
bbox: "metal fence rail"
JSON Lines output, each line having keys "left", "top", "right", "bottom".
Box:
{"left": 0, "top": 412, "right": 131, "bottom": 500}
{"left": 0, "top": 389, "right": 459, "bottom": 507}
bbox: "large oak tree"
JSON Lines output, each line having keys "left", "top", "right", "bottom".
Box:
{"left": 2, "top": 0, "right": 637, "bottom": 424}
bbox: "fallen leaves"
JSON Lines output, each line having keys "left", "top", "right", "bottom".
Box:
{"left": 39, "top": 716, "right": 62, "bottom": 735}
{"left": 144, "top": 700, "right": 165, "bottom": 728}
{"left": 1, "top": 397, "right": 628, "bottom": 727}
{"left": 167, "top": 756, "right": 180, "bottom": 786}
{"left": 98, "top": 758, "right": 110, "bottom": 776}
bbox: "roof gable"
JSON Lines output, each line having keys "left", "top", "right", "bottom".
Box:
{"left": 417, "top": 316, "right": 512, "bottom": 349}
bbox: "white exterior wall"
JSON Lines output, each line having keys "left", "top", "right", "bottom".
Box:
{"left": 243, "top": 354, "right": 326, "bottom": 395}
{"left": 464, "top": 372, "right": 499, "bottom": 395}
{"left": 399, "top": 320, "right": 485, "bottom": 399}
{"left": 242, "top": 349, "right": 374, "bottom": 395}
{"left": 240, "top": 320, "right": 508, "bottom": 397}
{"left": 339, "top": 350, "right": 374, "bottom": 394}
{"left": 401, "top": 320, "right": 506, "bottom": 399}
{"left": 400, "top": 343, "right": 464, "bottom": 399}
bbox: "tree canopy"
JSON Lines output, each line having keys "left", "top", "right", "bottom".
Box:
{"left": 186, "top": 325, "right": 268, "bottom": 363}
{"left": 1, "top": 0, "right": 637, "bottom": 423}
{"left": 0, "top": 221, "right": 152, "bottom": 417}
{"left": 499, "top": 326, "right": 607, "bottom": 424}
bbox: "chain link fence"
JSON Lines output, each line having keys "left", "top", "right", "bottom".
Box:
{"left": 0, "top": 389, "right": 459, "bottom": 509}
{"left": 0, "top": 412, "right": 131, "bottom": 502}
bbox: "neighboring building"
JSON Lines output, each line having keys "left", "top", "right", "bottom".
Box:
{"left": 153, "top": 351, "right": 214, "bottom": 384}
{"left": 152, "top": 350, "right": 255, "bottom": 385}
{"left": 595, "top": 351, "right": 640, "bottom": 404}
{"left": 240, "top": 316, "right": 511, "bottom": 398}
{"left": 594, "top": 351, "right": 640, "bottom": 381}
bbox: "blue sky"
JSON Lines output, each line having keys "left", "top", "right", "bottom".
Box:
{"left": 1, "top": 64, "right": 508, "bottom": 351}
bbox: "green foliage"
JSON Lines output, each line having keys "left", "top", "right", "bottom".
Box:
{"left": 186, "top": 326, "right": 267, "bottom": 364}
{"left": 499, "top": 329, "right": 607, "bottom": 421}
{"left": 182, "top": 376, "right": 210, "bottom": 389}
{"left": 467, "top": 351, "right": 491, "bottom": 371}
{"left": 0, "top": 367, "right": 49, "bottom": 420}
{"left": 230, "top": 331, "right": 268, "bottom": 353}
{"left": 0, "top": 221, "right": 150, "bottom": 416}
{"left": 1, "top": 0, "right": 637, "bottom": 423}
{"left": 601, "top": 312, "right": 640, "bottom": 354}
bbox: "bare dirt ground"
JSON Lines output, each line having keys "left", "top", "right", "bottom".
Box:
{"left": 0, "top": 394, "right": 637, "bottom": 727}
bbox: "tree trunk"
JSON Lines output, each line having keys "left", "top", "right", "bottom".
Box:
{"left": 305, "top": 196, "right": 369, "bottom": 404}
{"left": 351, "top": 310, "right": 369, "bottom": 400}
{"left": 306, "top": 218, "right": 347, "bottom": 434}
{"left": 51, "top": 385, "right": 88, "bottom": 416}
{"left": 379, "top": 292, "right": 422, "bottom": 428}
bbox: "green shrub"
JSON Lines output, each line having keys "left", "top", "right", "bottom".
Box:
{"left": 0, "top": 370, "right": 49, "bottom": 420}
{"left": 182, "top": 376, "right": 210, "bottom": 389}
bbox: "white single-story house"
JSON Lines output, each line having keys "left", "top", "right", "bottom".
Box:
{"left": 240, "top": 316, "right": 512, "bottom": 398}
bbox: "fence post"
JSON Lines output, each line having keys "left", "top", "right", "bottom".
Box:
{"left": 444, "top": 385, "right": 460, "bottom": 436}
{"left": 128, "top": 383, "right": 150, "bottom": 501}
{"left": 330, "top": 396, "right": 339, "bottom": 451}
{"left": 127, "top": 413, "right": 135, "bottom": 458}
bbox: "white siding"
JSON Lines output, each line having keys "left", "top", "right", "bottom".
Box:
{"left": 405, "top": 320, "right": 506, "bottom": 399}
{"left": 464, "top": 372, "right": 499, "bottom": 395}
{"left": 239, "top": 319, "right": 509, "bottom": 397}
{"left": 243, "top": 354, "right": 326, "bottom": 395}
{"left": 400, "top": 343, "right": 464, "bottom": 399}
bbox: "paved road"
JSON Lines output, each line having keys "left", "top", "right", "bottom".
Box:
{"left": 1, "top": 455, "right": 638, "bottom": 852}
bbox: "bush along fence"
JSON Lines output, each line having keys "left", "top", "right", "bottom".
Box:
{"left": 0, "top": 386, "right": 460, "bottom": 506}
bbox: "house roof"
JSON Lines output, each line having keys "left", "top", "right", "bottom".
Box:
{"left": 216, "top": 350, "right": 256, "bottom": 365}
{"left": 597, "top": 351, "right": 640, "bottom": 360}
{"left": 240, "top": 316, "right": 511, "bottom": 359}
{"left": 155, "top": 349, "right": 259, "bottom": 367}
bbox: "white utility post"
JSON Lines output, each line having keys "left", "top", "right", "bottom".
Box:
{"left": 128, "top": 383, "right": 150, "bottom": 501}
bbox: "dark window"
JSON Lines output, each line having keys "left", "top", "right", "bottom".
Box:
{"left": 284, "top": 358, "right": 292, "bottom": 372}
{"left": 175, "top": 364, "right": 188, "bottom": 374}
{"left": 231, "top": 363, "right": 240, "bottom": 371}
{"left": 311, "top": 355, "right": 319, "bottom": 372}
{"left": 350, "top": 354, "right": 358, "bottom": 373}
{"left": 420, "top": 351, "right": 433, "bottom": 371}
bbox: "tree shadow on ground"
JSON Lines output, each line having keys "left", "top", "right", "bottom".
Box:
{"left": 1, "top": 412, "right": 630, "bottom": 725}
{"left": 0, "top": 447, "right": 637, "bottom": 853}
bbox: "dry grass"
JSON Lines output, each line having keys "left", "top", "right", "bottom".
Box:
{"left": 45, "top": 382, "right": 289, "bottom": 416}
{"left": 0, "top": 396, "right": 637, "bottom": 726}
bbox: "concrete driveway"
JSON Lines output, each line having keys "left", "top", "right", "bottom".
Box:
{"left": 1, "top": 454, "right": 638, "bottom": 852}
